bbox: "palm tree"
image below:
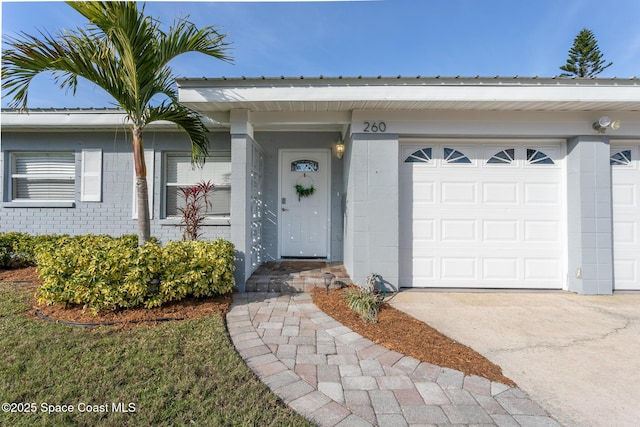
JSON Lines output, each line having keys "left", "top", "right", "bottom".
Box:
{"left": 1, "top": 1, "right": 230, "bottom": 245}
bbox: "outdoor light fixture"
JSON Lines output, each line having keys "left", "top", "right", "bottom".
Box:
{"left": 335, "top": 140, "right": 345, "bottom": 159}
{"left": 593, "top": 116, "right": 622, "bottom": 133}
{"left": 323, "top": 272, "right": 335, "bottom": 294}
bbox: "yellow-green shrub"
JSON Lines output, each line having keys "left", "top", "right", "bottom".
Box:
{"left": 35, "top": 235, "right": 235, "bottom": 314}
{"left": 0, "top": 231, "right": 42, "bottom": 267}
{"left": 0, "top": 232, "right": 138, "bottom": 267}
{"left": 145, "top": 239, "right": 235, "bottom": 308}
{"left": 0, "top": 232, "right": 21, "bottom": 267}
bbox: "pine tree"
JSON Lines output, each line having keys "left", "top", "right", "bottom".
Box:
{"left": 560, "top": 28, "right": 612, "bottom": 77}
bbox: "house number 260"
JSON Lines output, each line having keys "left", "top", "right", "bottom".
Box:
{"left": 363, "top": 121, "right": 386, "bottom": 132}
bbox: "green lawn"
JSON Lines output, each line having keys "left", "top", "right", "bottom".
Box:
{"left": 0, "top": 282, "right": 313, "bottom": 427}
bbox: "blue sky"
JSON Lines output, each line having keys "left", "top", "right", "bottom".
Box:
{"left": 1, "top": 0, "right": 639, "bottom": 108}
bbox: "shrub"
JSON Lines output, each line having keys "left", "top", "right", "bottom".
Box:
{"left": 0, "top": 232, "right": 139, "bottom": 268}
{"left": 342, "top": 274, "right": 384, "bottom": 323}
{"left": 0, "top": 232, "right": 32, "bottom": 267}
{"left": 35, "top": 235, "right": 235, "bottom": 314}
{"left": 0, "top": 233, "right": 17, "bottom": 267}
{"left": 144, "top": 239, "right": 235, "bottom": 308}
{"left": 35, "top": 235, "right": 142, "bottom": 312}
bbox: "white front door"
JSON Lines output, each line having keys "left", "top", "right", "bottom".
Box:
{"left": 279, "top": 149, "right": 330, "bottom": 258}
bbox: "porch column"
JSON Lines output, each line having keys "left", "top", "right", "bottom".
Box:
{"left": 230, "top": 109, "right": 254, "bottom": 292}
{"left": 344, "top": 133, "right": 399, "bottom": 289}
{"left": 566, "top": 136, "right": 614, "bottom": 294}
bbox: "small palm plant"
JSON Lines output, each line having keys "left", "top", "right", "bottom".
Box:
{"left": 343, "top": 273, "right": 385, "bottom": 323}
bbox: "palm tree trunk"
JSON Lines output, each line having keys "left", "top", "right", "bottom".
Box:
{"left": 133, "top": 126, "right": 151, "bottom": 245}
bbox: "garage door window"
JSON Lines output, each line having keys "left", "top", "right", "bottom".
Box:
{"left": 610, "top": 150, "right": 631, "bottom": 166}
{"left": 443, "top": 147, "right": 471, "bottom": 164}
{"left": 527, "top": 149, "right": 554, "bottom": 165}
{"left": 487, "top": 149, "right": 515, "bottom": 164}
{"left": 404, "top": 148, "right": 432, "bottom": 163}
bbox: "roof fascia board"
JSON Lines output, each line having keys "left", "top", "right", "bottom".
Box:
{"left": 179, "top": 84, "right": 639, "bottom": 106}
{"left": 0, "top": 111, "right": 218, "bottom": 131}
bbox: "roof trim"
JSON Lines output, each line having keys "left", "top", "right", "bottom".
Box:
{"left": 176, "top": 75, "right": 640, "bottom": 115}
{"left": 177, "top": 75, "right": 639, "bottom": 84}
{"left": 0, "top": 109, "right": 222, "bottom": 130}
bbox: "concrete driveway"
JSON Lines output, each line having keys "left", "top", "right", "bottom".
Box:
{"left": 388, "top": 291, "right": 640, "bottom": 427}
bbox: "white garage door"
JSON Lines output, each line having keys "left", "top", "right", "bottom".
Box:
{"left": 611, "top": 142, "right": 640, "bottom": 291}
{"left": 399, "top": 140, "right": 565, "bottom": 289}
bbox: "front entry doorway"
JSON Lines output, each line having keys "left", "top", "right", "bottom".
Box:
{"left": 279, "top": 149, "right": 330, "bottom": 258}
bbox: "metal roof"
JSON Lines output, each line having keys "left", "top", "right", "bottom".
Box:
{"left": 179, "top": 74, "right": 639, "bottom": 82}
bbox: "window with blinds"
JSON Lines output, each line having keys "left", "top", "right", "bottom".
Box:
{"left": 165, "top": 153, "right": 231, "bottom": 217}
{"left": 11, "top": 152, "right": 76, "bottom": 201}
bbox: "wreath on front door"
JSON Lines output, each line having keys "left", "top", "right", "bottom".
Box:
{"left": 295, "top": 184, "right": 315, "bottom": 200}
{"left": 295, "top": 175, "right": 315, "bottom": 201}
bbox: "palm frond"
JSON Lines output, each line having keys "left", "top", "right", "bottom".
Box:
{"left": 158, "top": 16, "right": 232, "bottom": 68}
{"left": 146, "top": 103, "right": 210, "bottom": 165}
{"left": 3, "top": 0, "right": 229, "bottom": 137}
{"left": 2, "top": 31, "right": 76, "bottom": 109}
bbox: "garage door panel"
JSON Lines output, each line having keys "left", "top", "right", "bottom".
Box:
{"left": 613, "top": 259, "right": 637, "bottom": 283}
{"left": 400, "top": 141, "right": 564, "bottom": 289}
{"left": 413, "top": 219, "right": 435, "bottom": 241}
{"left": 441, "top": 219, "right": 476, "bottom": 241}
{"left": 441, "top": 258, "right": 476, "bottom": 279}
{"left": 524, "top": 183, "right": 561, "bottom": 205}
{"left": 483, "top": 182, "right": 518, "bottom": 204}
{"left": 483, "top": 220, "right": 518, "bottom": 242}
{"left": 414, "top": 182, "right": 436, "bottom": 203}
{"left": 524, "top": 221, "right": 561, "bottom": 243}
{"left": 613, "top": 222, "right": 635, "bottom": 244}
{"left": 612, "top": 184, "right": 636, "bottom": 206}
{"left": 482, "top": 258, "right": 518, "bottom": 280}
{"left": 524, "top": 258, "right": 562, "bottom": 281}
{"left": 414, "top": 258, "right": 435, "bottom": 278}
{"left": 441, "top": 182, "right": 476, "bottom": 203}
{"left": 412, "top": 202, "right": 437, "bottom": 217}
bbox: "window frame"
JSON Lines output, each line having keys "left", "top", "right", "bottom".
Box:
{"left": 610, "top": 148, "right": 633, "bottom": 167}
{"left": 162, "top": 151, "right": 232, "bottom": 221}
{"left": 6, "top": 151, "right": 77, "bottom": 207}
{"left": 441, "top": 146, "right": 476, "bottom": 167}
{"left": 525, "top": 148, "right": 556, "bottom": 165}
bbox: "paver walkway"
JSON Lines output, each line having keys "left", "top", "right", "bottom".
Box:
{"left": 226, "top": 292, "right": 561, "bottom": 427}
